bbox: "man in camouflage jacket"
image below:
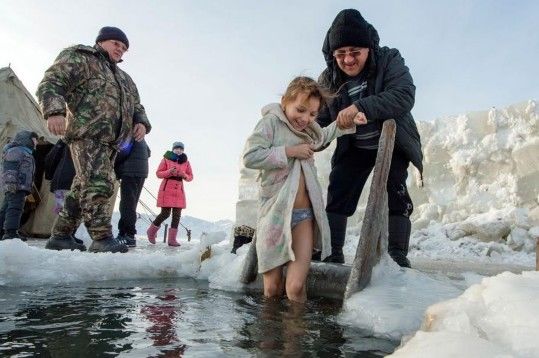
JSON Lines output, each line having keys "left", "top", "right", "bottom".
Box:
{"left": 37, "top": 26, "right": 152, "bottom": 253}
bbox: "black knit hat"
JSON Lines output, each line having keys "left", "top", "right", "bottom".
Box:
{"left": 96, "top": 26, "right": 129, "bottom": 49}
{"left": 328, "top": 9, "right": 372, "bottom": 53}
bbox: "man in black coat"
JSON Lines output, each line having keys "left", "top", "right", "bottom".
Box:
{"left": 114, "top": 138, "right": 150, "bottom": 247}
{"left": 44, "top": 139, "right": 86, "bottom": 251}
{"left": 317, "top": 9, "right": 423, "bottom": 267}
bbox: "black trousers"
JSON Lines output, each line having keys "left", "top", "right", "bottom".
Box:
{"left": 0, "top": 191, "right": 26, "bottom": 231}
{"left": 326, "top": 147, "right": 413, "bottom": 218}
{"left": 118, "top": 176, "right": 145, "bottom": 237}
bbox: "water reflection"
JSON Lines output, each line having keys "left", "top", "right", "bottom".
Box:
{"left": 236, "top": 296, "right": 391, "bottom": 357}
{"left": 0, "top": 279, "right": 397, "bottom": 357}
{"left": 141, "top": 291, "right": 186, "bottom": 356}
{"left": 0, "top": 286, "right": 138, "bottom": 356}
{"left": 258, "top": 299, "right": 308, "bottom": 355}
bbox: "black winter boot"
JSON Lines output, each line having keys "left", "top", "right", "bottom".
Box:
{"left": 88, "top": 236, "right": 128, "bottom": 253}
{"left": 46, "top": 234, "right": 86, "bottom": 251}
{"left": 116, "top": 233, "right": 136, "bottom": 248}
{"left": 323, "top": 212, "right": 347, "bottom": 264}
{"left": 231, "top": 236, "right": 248, "bottom": 254}
{"left": 72, "top": 235, "right": 84, "bottom": 245}
{"left": 16, "top": 231, "right": 28, "bottom": 241}
{"left": 1, "top": 230, "right": 19, "bottom": 240}
{"left": 388, "top": 215, "right": 411, "bottom": 268}
{"left": 230, "top": 225, "right": 255, "bottom": 254}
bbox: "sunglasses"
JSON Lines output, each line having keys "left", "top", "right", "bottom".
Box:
{"left": 333, "top": 48, "right": 364, "bottom": 60}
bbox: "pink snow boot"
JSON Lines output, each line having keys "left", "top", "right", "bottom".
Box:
{"left": 167, "top": 228, "right": 180, "bottom": 247}
{"left": 146, "top": 223, "right": 160, "bottom": 244}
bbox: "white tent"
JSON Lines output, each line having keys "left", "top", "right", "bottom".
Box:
{"left": 0, "top": 66, "right": 58, "bottom": 236}
{"left": 1, "top": 66, "right": 121, "bottom": 238}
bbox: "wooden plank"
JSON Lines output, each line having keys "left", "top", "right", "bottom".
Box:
{"left": 239, "top": 235, "right": 258, "bottom": 284}
{"left": 344, "top": 119, "right": 396, "bottom": 300}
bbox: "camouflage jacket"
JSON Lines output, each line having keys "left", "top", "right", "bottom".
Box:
{"left": 1, "top": 131, "right": 36, "bottom": 194}
{"left": 36, "top": 44, "right": 151, "bottom": 148}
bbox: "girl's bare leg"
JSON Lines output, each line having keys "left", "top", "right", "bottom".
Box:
{"left": 263, "top": 267, "right": 284, "bottom": 298}
{"left": 286, "top": 218, "right": 314, "bottom": 303}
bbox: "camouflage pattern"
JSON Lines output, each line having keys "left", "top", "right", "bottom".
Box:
{"left": 36, "top": 44, "right": 151, "bottom": 148}
{"left": 1, "top": 130, "right": 36, "bottom": 194}
{"left": 52, "top": 139, "right": 116, "bottom": 240}
{"left": 38, "top": 44, "right": 151, "bottom": 241}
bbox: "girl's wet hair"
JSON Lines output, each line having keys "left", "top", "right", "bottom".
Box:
{"left": 282, "top": 76, "right": 333, "bottom": 110}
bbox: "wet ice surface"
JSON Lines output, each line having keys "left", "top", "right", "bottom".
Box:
{"left": 0, "top": 236, "right": 469, "bottom": 356}
{"left": 0, "top": 277, "right": 397, "bottom": 356}
{"left": 1, "top": 230, "right": 534, "bottom": 357}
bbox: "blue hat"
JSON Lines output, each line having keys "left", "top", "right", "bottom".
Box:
{"left": 172, "top": 141, "right": 184, "bottom": 150}
{"left": 96, "top": 26, "right": 129, "bottom": 49}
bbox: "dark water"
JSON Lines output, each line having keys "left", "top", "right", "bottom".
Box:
{"left": 0, "top": 278, "right": 398, "bottom": 357}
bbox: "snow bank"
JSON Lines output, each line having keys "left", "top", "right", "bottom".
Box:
{"left": 389, "top": 271, "right": 539, "bottom": 357}
{"left": 408, "top": 100, "right": 538, "bottom": 266}
{"left": 339, "top": 257, "right": 463, "bottom": 341}
{"left": 0, "top": 232, "right": 244, "bottom": 288}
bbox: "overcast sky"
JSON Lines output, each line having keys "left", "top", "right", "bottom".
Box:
{"left": 1, "top": 0, "right": 537, "bottom": 221}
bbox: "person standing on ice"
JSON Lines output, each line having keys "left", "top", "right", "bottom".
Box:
{"left": 316, "top": 9, "right": 423, "bottom": 267}
{"left": 44, "top": 139, "right": 75, "bottom": 216}
{"left": 43, "top": 139, "right": 85, "bottom": 251}
{"left": 37, "top": 26, "right": 151, "bottom": 253}
{"left": 146, "top": 141, "right": 193, "bottom": 247}
{"left": 243, "top": 76, "right": 357, "bottom": 303}
{"left": 114, "top": 138, "right": 151, "bottom": 248}
{"left": 0, "top": 130, "right": 38, "bottom": 241}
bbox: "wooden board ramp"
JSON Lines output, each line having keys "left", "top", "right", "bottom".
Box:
{"left": 239, "top": 119, "right": 397, "bottom": 301}
{"left": 239, "top": 235, "right": 258, "bottom": 284}
{"left": 344, "top": 119, "right": 396, "bottom": 300}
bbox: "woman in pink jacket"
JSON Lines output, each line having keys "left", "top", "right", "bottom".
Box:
{"left": 146, "top": 141, "right": 193, "bottom": 246}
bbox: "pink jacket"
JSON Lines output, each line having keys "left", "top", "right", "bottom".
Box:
{"left": 156, "top": 153, "right": 193, "bottom": 208}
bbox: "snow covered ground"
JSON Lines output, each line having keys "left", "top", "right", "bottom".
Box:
{"left": 388, "top": 271, "right": 539, "bottom": 357}
{"left": 0, "top": 100, "right": 537, "bottom": 356}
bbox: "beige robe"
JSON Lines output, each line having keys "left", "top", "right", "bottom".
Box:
{"left": 243, "top": 103, "right": 354, "bottom": 273}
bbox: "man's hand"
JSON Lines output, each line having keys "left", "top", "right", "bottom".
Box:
{"left": 336, "top": 105, "right": 368, "bottom": 128}
{"left": 47, "top": 115, "right": 66, "bottom": 136}
{"left": 336, "top": 104, "right": 358, "bottom": 129}
{"left": 133, "top": 123, "right": 146, "bottom": 142}
{"left": 285, "top": 144, "right": 313, "bottom": 159}
{"left": 353, "top": 111, "right": 368, "bottom": 125}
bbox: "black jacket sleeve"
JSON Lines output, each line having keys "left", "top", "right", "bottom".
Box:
{"left": 354, "top": 49, "right": 415, "bottom": 122}
{"left": 44, "top": 140, "right": 66, "bottom": 180}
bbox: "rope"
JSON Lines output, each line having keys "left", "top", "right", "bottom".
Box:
{"left": 124, "top": 185, "right": 192, "bottom": 241}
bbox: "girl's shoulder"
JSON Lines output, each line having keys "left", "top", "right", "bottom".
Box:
{"left": 259, "top": 112, "right": 281, "bottom": 125}
{"left": 257, "top": 112, "right": 290, "bottom": 135}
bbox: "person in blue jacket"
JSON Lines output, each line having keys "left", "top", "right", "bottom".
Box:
{"left": 0, "top": 130, "right": 38, "bottom": 240}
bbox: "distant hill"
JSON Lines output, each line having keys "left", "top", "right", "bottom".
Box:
{"left": 109, "top": 212, "right": 234, "bottom": 241}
